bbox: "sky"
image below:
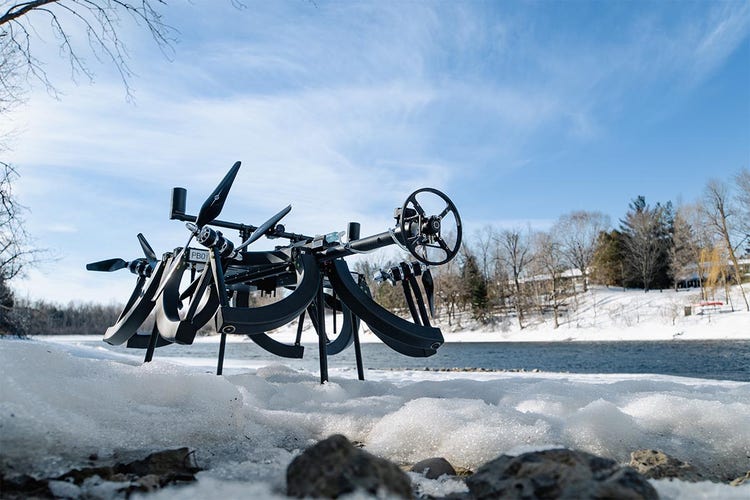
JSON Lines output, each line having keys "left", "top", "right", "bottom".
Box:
{"left": 3, "top": 0, "right": 750, "bottom": 304}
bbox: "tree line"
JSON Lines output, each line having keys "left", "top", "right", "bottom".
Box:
{"left": 361, "top": 169, "right": 749, "bottom": 330}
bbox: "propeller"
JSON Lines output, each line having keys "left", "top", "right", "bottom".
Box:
{"left": 195, "top": 161, "right": 241, "bottom": 228}
{"left": 155, "top": 161, "right": 242, "bottom": 298}
{"left": 137, "top": 233, "right": 158, "bottom": 268}
{"left": 86, "top": 258, "right": 128, "bottom": 272}
{"left": 86, "top": 234, "right": 159, "bottom": 275}
{"left": 233, "top": 204, "right": 292, "bottom": 254}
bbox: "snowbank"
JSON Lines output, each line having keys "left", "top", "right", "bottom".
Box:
{"left": 1, "top": 339, "right": 749, "bottom": 499}
{"left": 264, "top": 285, "right": 750, "bottom": 345}
{"left": 446, "top": 286, "right": 750, "bottom": 343}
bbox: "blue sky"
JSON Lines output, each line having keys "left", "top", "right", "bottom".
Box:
{"left": 4, "top": 0, "right": 749, "bottom": 303}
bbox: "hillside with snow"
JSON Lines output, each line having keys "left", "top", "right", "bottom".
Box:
{"left": 274, "top": 284, "right": 750, "bottom": 345}
{"left": 442, "top": 284, "right": 750, "bottom": 343}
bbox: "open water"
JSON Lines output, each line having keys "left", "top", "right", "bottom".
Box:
{"left": 73, "top": 336, "right": 750, "bottom": 382}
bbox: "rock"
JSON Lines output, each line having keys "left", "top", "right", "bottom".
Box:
{"left": 0, "top": 474, "right": 51, "bottom": 499}
{"left": 465, "top": 448, "right": 658, "bottom": 500}
{"left": 730, "top": 471, "right": 750, "bottom": 486}
{"left": 122, "top": 447, "right": 200, "bottom": 481}
{"left": 411, "top": 457, "right": 457, "bottom": 479}
{"left": 56, "top": 447, "right": 200, "bottom": 489}
{"left": 0, "top": 448, "right": 201, "bottom": 499}
{"left": 629, "top": 449, "right": 703, "bottom": 482}
{"left": 286, "top": 434, "right": 412, "bottom": 498}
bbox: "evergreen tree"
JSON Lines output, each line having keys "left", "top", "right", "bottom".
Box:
{"left": 0, "top": 276, "right": 17, "bottom": 335}
{"left": 461, "top": 252, "right": 489, "bottom": 322}
{"left": 591, "top": 230, "right": 626, "bottom": 287}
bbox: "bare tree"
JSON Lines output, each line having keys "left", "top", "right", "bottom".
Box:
{"left": 471, "top": 225, "right": 504, "bottom": 309}
{"left": 677, "top": 202, "right": 716, "bottom": 299}
{"left": 0, "top": 0, "right": 178, "bottom": 100}
{"left": 620, "top": 196, "right": 671, "bottom": 291}
{"left": 496, "top": 228, "right": 533, "bottom": 329}
{"left": 702, "top": 178, "right": 749, "bottom": 311}
{"left": 1, "top": 163, "right": 45, "bottom": 335}
{"left": 1, "top": 33, "right": 24, "bottom": 114}
{"left": 668, "top": 205, "right": 696, "bottom": 290}
{"left": 433, "top": 253, "right": 463, "bottom": 327}
{"left": 736, "top": 168, "right": 750, "bottom": 252}
{"left": 472, "top": 225, "right": 498, "bottom": 286}
{"left": 531, "top": 230, "right": 567, "bottom": 328}
{"left": 0, "top": 163, "right": 40, "bottom": 282}
{"left": 553, "top": 210, "right": 610, "bottom": 292}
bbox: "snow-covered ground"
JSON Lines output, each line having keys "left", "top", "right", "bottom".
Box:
{"left": 1, "top": 285, "right": 749, "bottom": 499}
{"left": 273, "top": 285, "right": 750, "bottom": 344}
{"left": 441, "top": 285, "right": 750, "bottom": 343}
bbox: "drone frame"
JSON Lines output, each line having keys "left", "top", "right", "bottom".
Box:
{"left": 87, "top": 161, "right": 462, "bottom": 382}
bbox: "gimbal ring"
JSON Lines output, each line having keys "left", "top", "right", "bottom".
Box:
{"left": 399, "top": 188, "right": 462, "bottom": 266}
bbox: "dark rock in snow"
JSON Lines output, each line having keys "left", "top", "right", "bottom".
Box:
{"left": 411, "top": 457, "right": 457, "bottom": 479}
{"left": 0, "top": 447, "right": 200, "bottom": 499}
{"left": 629, "top": 449, "right": 703, "bottom": 482}
{"left": 286, "top": 434, "right": 412, "bottom": 499}
{"left": 465, "top": 448, "right": 658, "bottom": 500}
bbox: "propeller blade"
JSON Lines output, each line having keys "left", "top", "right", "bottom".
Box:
{"left": 86, "top": 258, "right": 128, "bottom": 272}
{"left": 195, "top": 161, "right": 241, "bottom": 228}
{"left": 236, "top": 204, "right": 292, "bottom": 251}
{"left": 422, "top": 268, "right": 435, "bottom": 317}
{"left": 137, "top": 233, "right": 158, "bottom": 266}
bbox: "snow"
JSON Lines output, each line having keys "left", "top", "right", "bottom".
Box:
{"left": 264, "top": 285, "right": 750, "bottom": 345}
{"left": 2, "top": 285, "right": 749, "bottom": 498}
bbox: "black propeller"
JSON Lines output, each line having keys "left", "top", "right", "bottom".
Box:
{"left": 137, "top": 233, "right": 158, "bottom": 268}
{"left": 86, "top": 234, "right": 159, "bottom": 275}
{"left": 155, "top": 162, "right": 242, "bottom": 298}
{"left": 234, "top": 204, "right": 292, "bottom": 253}
{"left": 86, "top": 258, "right": 128, "bottom": 272}
{"left": 195, "top": 161, "right": 241, "bottom": 228}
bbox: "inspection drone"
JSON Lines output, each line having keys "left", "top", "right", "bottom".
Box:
{"left": 87, "top": 162, "right": 462, "bottom": 382}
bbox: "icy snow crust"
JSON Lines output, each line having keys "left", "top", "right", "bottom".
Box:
{"left": 1, "top": 339, "right": 749, "bottom": 499}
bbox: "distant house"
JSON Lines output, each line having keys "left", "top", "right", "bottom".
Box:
{"left": 675, "top": 256, "right": 750, "bottom": 289}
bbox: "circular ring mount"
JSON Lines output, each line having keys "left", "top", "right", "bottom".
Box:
{"left": 399, "top": 188, "right": 462, "bottom": 266}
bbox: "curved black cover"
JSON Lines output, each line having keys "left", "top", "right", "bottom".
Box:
{"left": 126, "top": 332, "right": 172, "bottom": 349}
{"left": 234, "top": 285, "right": 304, "bottom": 359}
{"left": 156, "top": 256, "right": 219, "bottom": 345}
{"left": 103, "top": 261, "right": 166, "bottom": 345}
{"left": 215, "top": 252, "right": 320, "bottom": 335}
{"left": 327, "top": 259, "right": 443, "bottom": 357}
{"left": 247, "top": 332, "right": 304, "bottom": 359}
{"left": 306, "top": 299, "right": 359, "bottom": 356}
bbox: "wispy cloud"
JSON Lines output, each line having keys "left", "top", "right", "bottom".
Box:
{"left": 4, "top": 1, "right": 748, "bottom": 303}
